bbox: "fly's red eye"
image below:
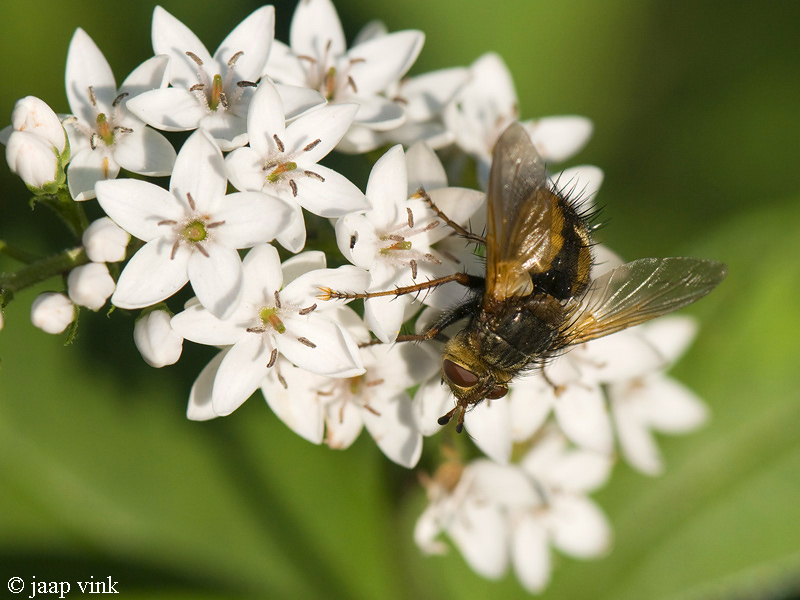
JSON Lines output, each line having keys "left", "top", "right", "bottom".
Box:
{"left": 443, "top": 359, "right": 479, "bottom": 388}
{"left": 486, "top": 386, "right": 508, "bottom": 399}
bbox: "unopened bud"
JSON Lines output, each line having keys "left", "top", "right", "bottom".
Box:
{"left": 6, "top": 130, "right": 60, "bottom": 192}
{"left": 10, "top": 96, "right": 66, "bottom": 153}
{"left": 135, "top": 309, "right": 183, "bottom": 367}
{"left": 82, "top": 217, "right": 130, "bottom": 263}
{"left": 31, "top": 292, "right": 75, "bottom": 334}
{"left": 67, "top": 262, "right": 116, "bottom": 311}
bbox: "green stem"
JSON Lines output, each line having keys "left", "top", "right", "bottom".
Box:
{"left": 38, "top": 189, "right": 90, "bottom": 240}
{"left": 0, "top": 246, "right": 89, "bottom": 305}
{"left": 0, "top": 240, "right": 40, "bottom": 264}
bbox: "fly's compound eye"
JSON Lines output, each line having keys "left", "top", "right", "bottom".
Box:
{"left": 486, "top": 386, "right": 508, "bottom": 399}
{"left": 442, "top": 358, "right": 479, "bottom": 388}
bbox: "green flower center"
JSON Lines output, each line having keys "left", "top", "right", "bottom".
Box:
{"left": 95, "top": 113, "right": 115, "bottom": 146}
{"left": 267, "top": 162, "right": 298, "bottom": 183}
{"left": 260, "top": 307, "right": 286, "bottom": 334}
{"left": 182, "top": 221, "right": 208, "bottom": 243}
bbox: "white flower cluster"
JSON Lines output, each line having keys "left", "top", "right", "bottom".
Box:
{"left": 0, "top": 0, "right": 712, "bottom": 592}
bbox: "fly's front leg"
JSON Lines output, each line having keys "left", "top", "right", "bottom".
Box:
{"left": 414, "top": 187, "right": 486, "bottom": 245}
{"left": 317, "top": 272, "right": 481, "bottom": 302}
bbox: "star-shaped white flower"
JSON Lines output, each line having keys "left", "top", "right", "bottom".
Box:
{"left": 334, "top": 144, "right": 484, "bottom": 342}
{"left": 264, "top": 0, "right": 424, "bottom": 148}
{"left": 127, "top": 6, "right": 324, "bottom": 151}
{"left": 64, "top": 28, "right": 176, "bottom": 200}
{"left": 95, "top": 129, "right": 292, "bottom": 318}
{"left": 173, "top": 245, "right": 368, "bottom": 418}
{"left": 260, "top": 307, "right": 438, "bottom": 467}
{"left": 444, "top": 52, "right": 594, "bottom": 187}
{"left": 225, "top": 79, "right": 369, "bottom": 252}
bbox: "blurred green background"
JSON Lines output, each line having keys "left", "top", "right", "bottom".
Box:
{"left": 1, "top": 1, "right": 799, "bottom": 598}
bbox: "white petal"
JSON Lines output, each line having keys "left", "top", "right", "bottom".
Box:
{"left": 293, "top": 164, "right": 370, "bottom": 217}
{"left": 125, "top": 88, "right": 207, "bottom": 131}
{"left": 405, "top": 141, "right": 448, "bottom": 193}
{"left": 366, "top": 145, "right": 405, "bottom": 230}
{"left": 282, "top": 265, "right": 370, "bottom": 308}
{"left": 449, "top": 498, "right": 509, "bottom": 579}
{"left": 278, "top": 317, "right": 364, "bottom": 377}
{"left": 548, "top": 449, "right": 613, "bottom": 494}
{"left": 641, "top": 316, "right": 699, "bottom": 365}
{"left": 285, "top": 103, "right": 358, "bottom": 163}
{"left": 245, "top": 80, "right": 286, "bottom": 157}
{"left": 134, "top": 309, "right": 183, "bottom": 368}
{"left": 275, "top": 202, "right": 307, "bottom": 253}
{"left": 275, "top": 84, "right": 326, "bottom": 120}
{"left": 362, "top": 392, "right": 422, "bottom": 468}
{"left": 214, "top": 6, "right": 274, "bottom": 82}
{"left": 414, "top": 505, "right": 447, "bottom": 555}
{"left": 262, "top": 359, "right": 325, "bottom": 444}
{"left": 241, "top": 243, "right": 283, "bottom": 304}
{"left": 463, "top": 399, "right": 513, "bottom": 464}
{"left": 413, "top": 378, "right": 453, "bottom": 436}
{"left": 188, "top": 244, "right": 243, "bottom": 319}
{"left": 507, "top": 376, "right": 555, "bottom": 442}
{"left": 324, "top": 399, "right": 364, "bottom": 449}
{"left": 152, "top": 6, "right": 213, "bottom": 89}
{"left": 225, "top": 146, "right": 266, "bottom": 192}
{"left": 524, "top": 116, "right": 593, "bottom": 163}
{"left": 170, "top": 302, "right": 247, "bottom": 346}
{"left": 170, "top": 129, "right": 227, "bottom": 212}
{"left": 290, "top": 0, "right": 346, "bottom": 59}
{"left": 199, "top": 111, "right": 248, "bottom": 151}
{"left": 632, "top": 375, "right": 709, "bottom": 433}
{"left": 612, "top": 397, "right": 664, "bottom": 476}
{"left": 263, "top": 40, "right": 307, "bottom": 86}
{"left": 548, "top": 495, "right": 612, "bottom": 558}
{"left": 554, "top": 384, "right": 614, "bottom": 455}
{"left": 66, "top": 29, "right": 116, "bottom": 124}
{"left": 212, "top": 192, "right": 292, "bottom": 248}
{"left": 351, "top": 97, "right": 406, "bottom": 130}
{"left": 421, "top": 187, "right": 484, "bottom": 244}
{"left": 347, "top": 30, "right": 425, "bottom": 96}
{"left": 571, "top": 330, "right": 665, "bottom": 384}
{"left": 187, "top": 351, "right": 226, "bottom": 421}
{"left": 113, "top": 126, "right": 176, "bottom": 176}
{"left": 95, "top": 178, "right": 181, "bottom": 241}
{"left": 334, "top": 213, "right": 379, "bottom": 269}
{"left": 512, "top": 516, "right": 551, "bottom": 594}
{"left": 212, "top": 334, "right": 271, "bottom": 415}
{"left": 364, "top": 291, "right": 409, "bottom": 344}
{"left": 67, "top": 147, "right": 120, "bottom": 201}
{"left": 400, "top": 67, "right": 469, "bottom": 121}
{"left": 119, "top": 55, "right": 170, "bottom": 97}
{"left": 112, "top": 238, "right": 190, "bottom": 308}
{"left": 281, "top": 250, "right": 327, "bottom": 284}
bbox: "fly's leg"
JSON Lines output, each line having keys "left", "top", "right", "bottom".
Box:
{"left": 414, "top": 187, "right": 486, "bottom": 245}
{"left": 318, "top": 272, "right": 483, "bottom": 302}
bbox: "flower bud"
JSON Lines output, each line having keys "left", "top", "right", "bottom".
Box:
{"left": 134, "top": 309, "right": 183, "bottom": 367}
{"left": 6, "top": 130, "right": 60, "bottom": 191}
{"left": 82, "top": 217, "right": 130, "bottom": 263}
{"left": 67, "top": 263, "right": 116, "bottom": 311}
{"left": 31, "top": 292, "right": 75, "bottom": 334}
{"left": 10, "top": 96, "right": 66, "bottom": 153}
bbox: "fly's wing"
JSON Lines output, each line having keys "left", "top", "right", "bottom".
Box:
{"left": 484, "top": 122, "right": 559, "bottom": 304}
{"left": 557, "top": 257, "right": 727, "bottom": 347}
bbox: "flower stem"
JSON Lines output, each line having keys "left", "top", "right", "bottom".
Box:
{"left": 0, "top": 240, "right": 40, "bottom": 264}
{"left": 0, "top": 246, "right": 89, "bottom": 305}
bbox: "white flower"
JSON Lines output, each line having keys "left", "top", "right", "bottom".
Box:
{"left": 444, "top": 52, "right": 593, "bottom": 186}
{"left": 95, "top": 129, "right": 293, "bottom": 318}
{"left": 5, "top": 131, "right": 61, "bottom": 192}
{"left": 608, "top": 316, "right": 710, "bottom": 475}
{"left": 82, "top": 217, "right": 130, "bottom": 263}
{"left": 334, "top": 144, "right": 483, "bottom": 342}
{"left": 31, "top": 292, "right": 75, "bottom": 334}
{"left": 63, "top": 28, "right": 176, "bottom": 201}
{"left": 225, "top": 79, "right": 369, "bottom": 251}
{"left": 173, "top": 244, "right": 368, "bottom": 417}
{"left": 67, "top": 262, "right": 115, "bottom": 311}
{"left": 127, "top": 6, "right": 322, "bottom": 151}
{"left": 415, "top": 431, "right": 612, "bottom": 594}
{"left": 264, "top": 0, "right": 424, "bottom": 148}
{"left": 260, "top": 307, "right": 438, "bottom": 467}
{"left": 134, "top": 309, "right": 183, "bottom": 368}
